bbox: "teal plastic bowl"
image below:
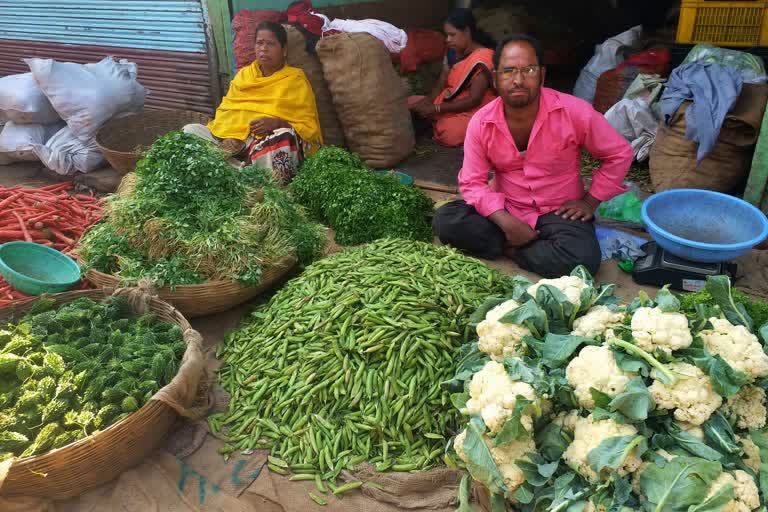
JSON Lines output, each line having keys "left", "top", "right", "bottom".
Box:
{"left": 375, "top": 170, "right": 414, "bottom": 186}
{"left": 0, "top": 242, "right": 81, "bottom": 295}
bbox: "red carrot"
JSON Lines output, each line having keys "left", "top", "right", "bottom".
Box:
{"left": 48, "top": 228, "right": 74, "bottom": 245}
{"left": 12, "top": 212, "right": 32, "bottom": 242}
{"left": 0, "top": 193, "right": 21, "bottom": 210}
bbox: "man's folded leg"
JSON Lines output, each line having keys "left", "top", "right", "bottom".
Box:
{"left": 513, "top": 212, "right": 601, "bottom": 278}
{"left": 433, "top": 200, "right": 506, "bottom": 260}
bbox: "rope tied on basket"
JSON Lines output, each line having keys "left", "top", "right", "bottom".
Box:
{"left": 112, "top": 280, "right": 159, "bottom": 314}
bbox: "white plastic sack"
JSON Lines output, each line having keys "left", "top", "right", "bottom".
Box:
{"left": 604, "top": 98, "right": 658, "bottom": 162}
{"left": 25, "top": 56, "right": 146, "bottom": 142}
{"left": 321, "top": 18, "right": 408, "bottom": 53}
{"left": 572, "top": 25, "right": 643, "bottom": 104}
{"left": 0, "top": 121, "right": 64, "bottom": 163}
{"left": 32, "top": 126, "right": 105, "bottom": 175}
{"left": 0, "top": 73, "right": 60, "bottom": 124}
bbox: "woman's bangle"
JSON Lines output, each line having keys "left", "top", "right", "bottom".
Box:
{"left": 434, "top": 104, "right": 441, "bottom": 114}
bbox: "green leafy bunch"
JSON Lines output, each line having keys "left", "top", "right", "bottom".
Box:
{"left": 290, "top": 147, "right": 434, "bottom": 246}
{"left": 446, "top": 271, "right": 768, "bottom": 512}
{"left": 134, "top": 132, "right": 244, "bottom": 212}
{"left": 78, "top": 133, "right": 325, "bottom": 287}
{"left": 0, "top": 297, "right": 185, "bottom": 462}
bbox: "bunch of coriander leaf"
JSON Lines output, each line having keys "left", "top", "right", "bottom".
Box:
{"left": 290, "top": 147, "right": 434, "bottom": 246}
{"left": 78, "top": 133, "right": 325, "bottom": 288}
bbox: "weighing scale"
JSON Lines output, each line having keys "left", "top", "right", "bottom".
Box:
{"left": 632, "top": 242, "right": 737, "bottom": 292}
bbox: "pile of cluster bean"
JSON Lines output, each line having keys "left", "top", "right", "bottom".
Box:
{"left": 212, "top": 239, "right": 514, "bottom": 485}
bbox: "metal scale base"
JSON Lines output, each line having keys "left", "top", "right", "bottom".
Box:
{"left": 632, "top": 242, "right": 736, "bottom": 292}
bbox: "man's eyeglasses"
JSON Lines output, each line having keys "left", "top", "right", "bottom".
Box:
{"left": 497, "top": 65, "right": 541, "bottom": 79}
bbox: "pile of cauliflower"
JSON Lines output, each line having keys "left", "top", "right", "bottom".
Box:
{"left": 448, "top": 269, "right": 768, "bottom": 512}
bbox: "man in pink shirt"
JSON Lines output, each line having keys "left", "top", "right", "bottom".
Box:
{"left": 433, "top": 35, "right": 633, "bottom": 277}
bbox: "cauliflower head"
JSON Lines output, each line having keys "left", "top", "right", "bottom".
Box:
{"left": 477, "top": 300, "right": 531, "bottom": 359}
{"left": 453, "top": 429, "right": 535, "bottom": 493}
{"left": 566, "top": 344, "right": 635, "bottom": 409}
{"left": 676, "top": 420, "right": 705, "bottom": 440}
{"left": 738, "top": 435, "right": 761, "bottom": 474}
{"left": 700, "top": 318, "right": 768, "bottom": 381}
{"left": 528, "top": 275, "right": 589, "bottom": 306}
{"left": 631, "top": 307, "right": 693, "bottom": 354}
{"left": 706, "top": 470, "right": 760, "bottom": 512}
{"left": 572, "top": 305, "right": 625, "bottom": 339}
{"left": 722, "top": 385, "right": 767, "bottom": 431}
{"left": 563, "top": 415, "right": 643, "bottom": 482}
{"left": 552, "top": 410, "right": 581, "bottom": 431}
{"left": 466, "top": 360, "right": 537, "bottom": 433}
{"left": 649, "top": 362, "right": 722, "bottom": 425}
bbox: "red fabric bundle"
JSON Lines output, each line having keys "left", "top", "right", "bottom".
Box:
{"left": 395, "top": 30, "right": 447, "bottom": 73}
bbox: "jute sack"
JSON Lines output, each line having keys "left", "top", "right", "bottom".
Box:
{"left": 317, "top": 33, "right": 415, "bottom": 169}
{"left": 0, "top": 287, "right": 211, "bottom": 500}
{"left": 650, "top": 83, "right": 768, "bottom": 193}
{"left": 284, "top": 26, "right": 345, "bottom": 148}
{"left": 244, "top": 462, "right": 463, "bottom": 511}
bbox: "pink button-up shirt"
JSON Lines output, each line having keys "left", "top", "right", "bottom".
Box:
{"left": 459, "top": 88, "right": 633, "bottom": 228}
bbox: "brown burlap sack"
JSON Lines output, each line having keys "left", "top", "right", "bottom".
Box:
{"left": 650, "top": 83, "right": 768, "bottom": 193}
{"left": 317, "top": 33, "right": 415, "bottom": 169}
{"left": 244, "top": 463, "right": 463, "bottom": 512}
{"left": 0, "top": 287, "right": 211, "bottom": 500}
{"left": 284, "top": 26, "right": 345, "bottom": 148}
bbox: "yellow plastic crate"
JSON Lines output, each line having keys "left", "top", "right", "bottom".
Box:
{"left": 677, "top": 0, "right": 768, "bottom": 47}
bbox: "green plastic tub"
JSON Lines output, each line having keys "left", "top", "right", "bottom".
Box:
{"left": 0, "top": 242, "right": 81, "bottom": 295}
{"left": 375, "top": 170, "right": 414, "bottom": 186}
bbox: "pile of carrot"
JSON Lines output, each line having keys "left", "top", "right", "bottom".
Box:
{"left": 0, "top": 183, "right": 103, "bottom": 306}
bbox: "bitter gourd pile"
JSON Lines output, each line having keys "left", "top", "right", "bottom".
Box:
{"left": 0, "top": 297, "right": 185, "bottom": 461}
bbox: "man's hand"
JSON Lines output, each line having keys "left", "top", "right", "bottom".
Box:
{"left": 557, "top": 194, "right": 601, "bottom": 222}
{"left": 489, "top": 210, "right": 539, "bottom": 247}
{"left": 221, "top": 138, "right": 244, "bottom": 155}
{"left": 250, "top": 117, "right": 285, "bottom": 135}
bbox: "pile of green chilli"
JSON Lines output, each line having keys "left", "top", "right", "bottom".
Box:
{"left": 0, "top": 297, "right": 185, "bottom": 461}
{"left": 446, "top": 268, "right": 768, "bottom": 512}
{"left": 211, "top": 240, "right": 514, "bottom": 493}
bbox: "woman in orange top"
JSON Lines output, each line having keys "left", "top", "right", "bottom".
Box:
{"left": 409, "top": 9, "right": 497, "bottom": 147}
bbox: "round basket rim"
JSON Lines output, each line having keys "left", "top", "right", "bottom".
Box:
{"left": 0, "top": 288, "right": 206, "bottom": 498}
{"left": 82, "top": 254, "right": 297, "bottom": 292}
{"left": 95, "top": 109, "right": 211, "bottom": 157}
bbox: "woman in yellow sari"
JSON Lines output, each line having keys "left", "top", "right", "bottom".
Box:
{"left": 408, "top": 9, "right": 497, "bottom": 147}
{"left": 184, "top": 21, "right": 322, "bottom": 184}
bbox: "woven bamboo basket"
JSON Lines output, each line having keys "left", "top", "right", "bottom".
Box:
{"left": 96, "top": 110, "right": 211, "bottom": 175}
{"left": 85, "top": 256, "right": 297, "bottom": 318}
{"left": 0, "top": 288, "right": 208, "bottom": 499}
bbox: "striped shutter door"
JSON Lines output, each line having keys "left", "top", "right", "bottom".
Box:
{"left": 0, "top": 0, "right": 216, "bottom": 115}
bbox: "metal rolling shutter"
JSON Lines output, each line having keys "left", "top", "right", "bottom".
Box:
{"left": 0, "top": 0, "right": 216, "bottom": 115}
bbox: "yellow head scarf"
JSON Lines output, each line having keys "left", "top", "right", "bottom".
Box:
{"left": 207, "top": 62, "right": 323, "bottom": 146}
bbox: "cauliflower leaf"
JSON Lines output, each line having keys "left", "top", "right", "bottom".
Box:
{"left": 639, "top": 457, "right": 723, "bottom": 512}
{"left": 462, "top": 417, "right": 507, "bottom": 495}
{"left": 678, "top": 338, "right": 751, "bottom": 398}
{"left": 587, "top": 435, "right": 648, "bottom": 477}
{"left": 592, "top": 377, "right": 655, "bottom": 423}
{"left": 707, "top": 276, "right": 754, "bottom": 332}
{"left": 542, "top": 333, "right": 599, "bottom": 369}
{"left": 702, "top": 412, "right": 741, "bottom": 456}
